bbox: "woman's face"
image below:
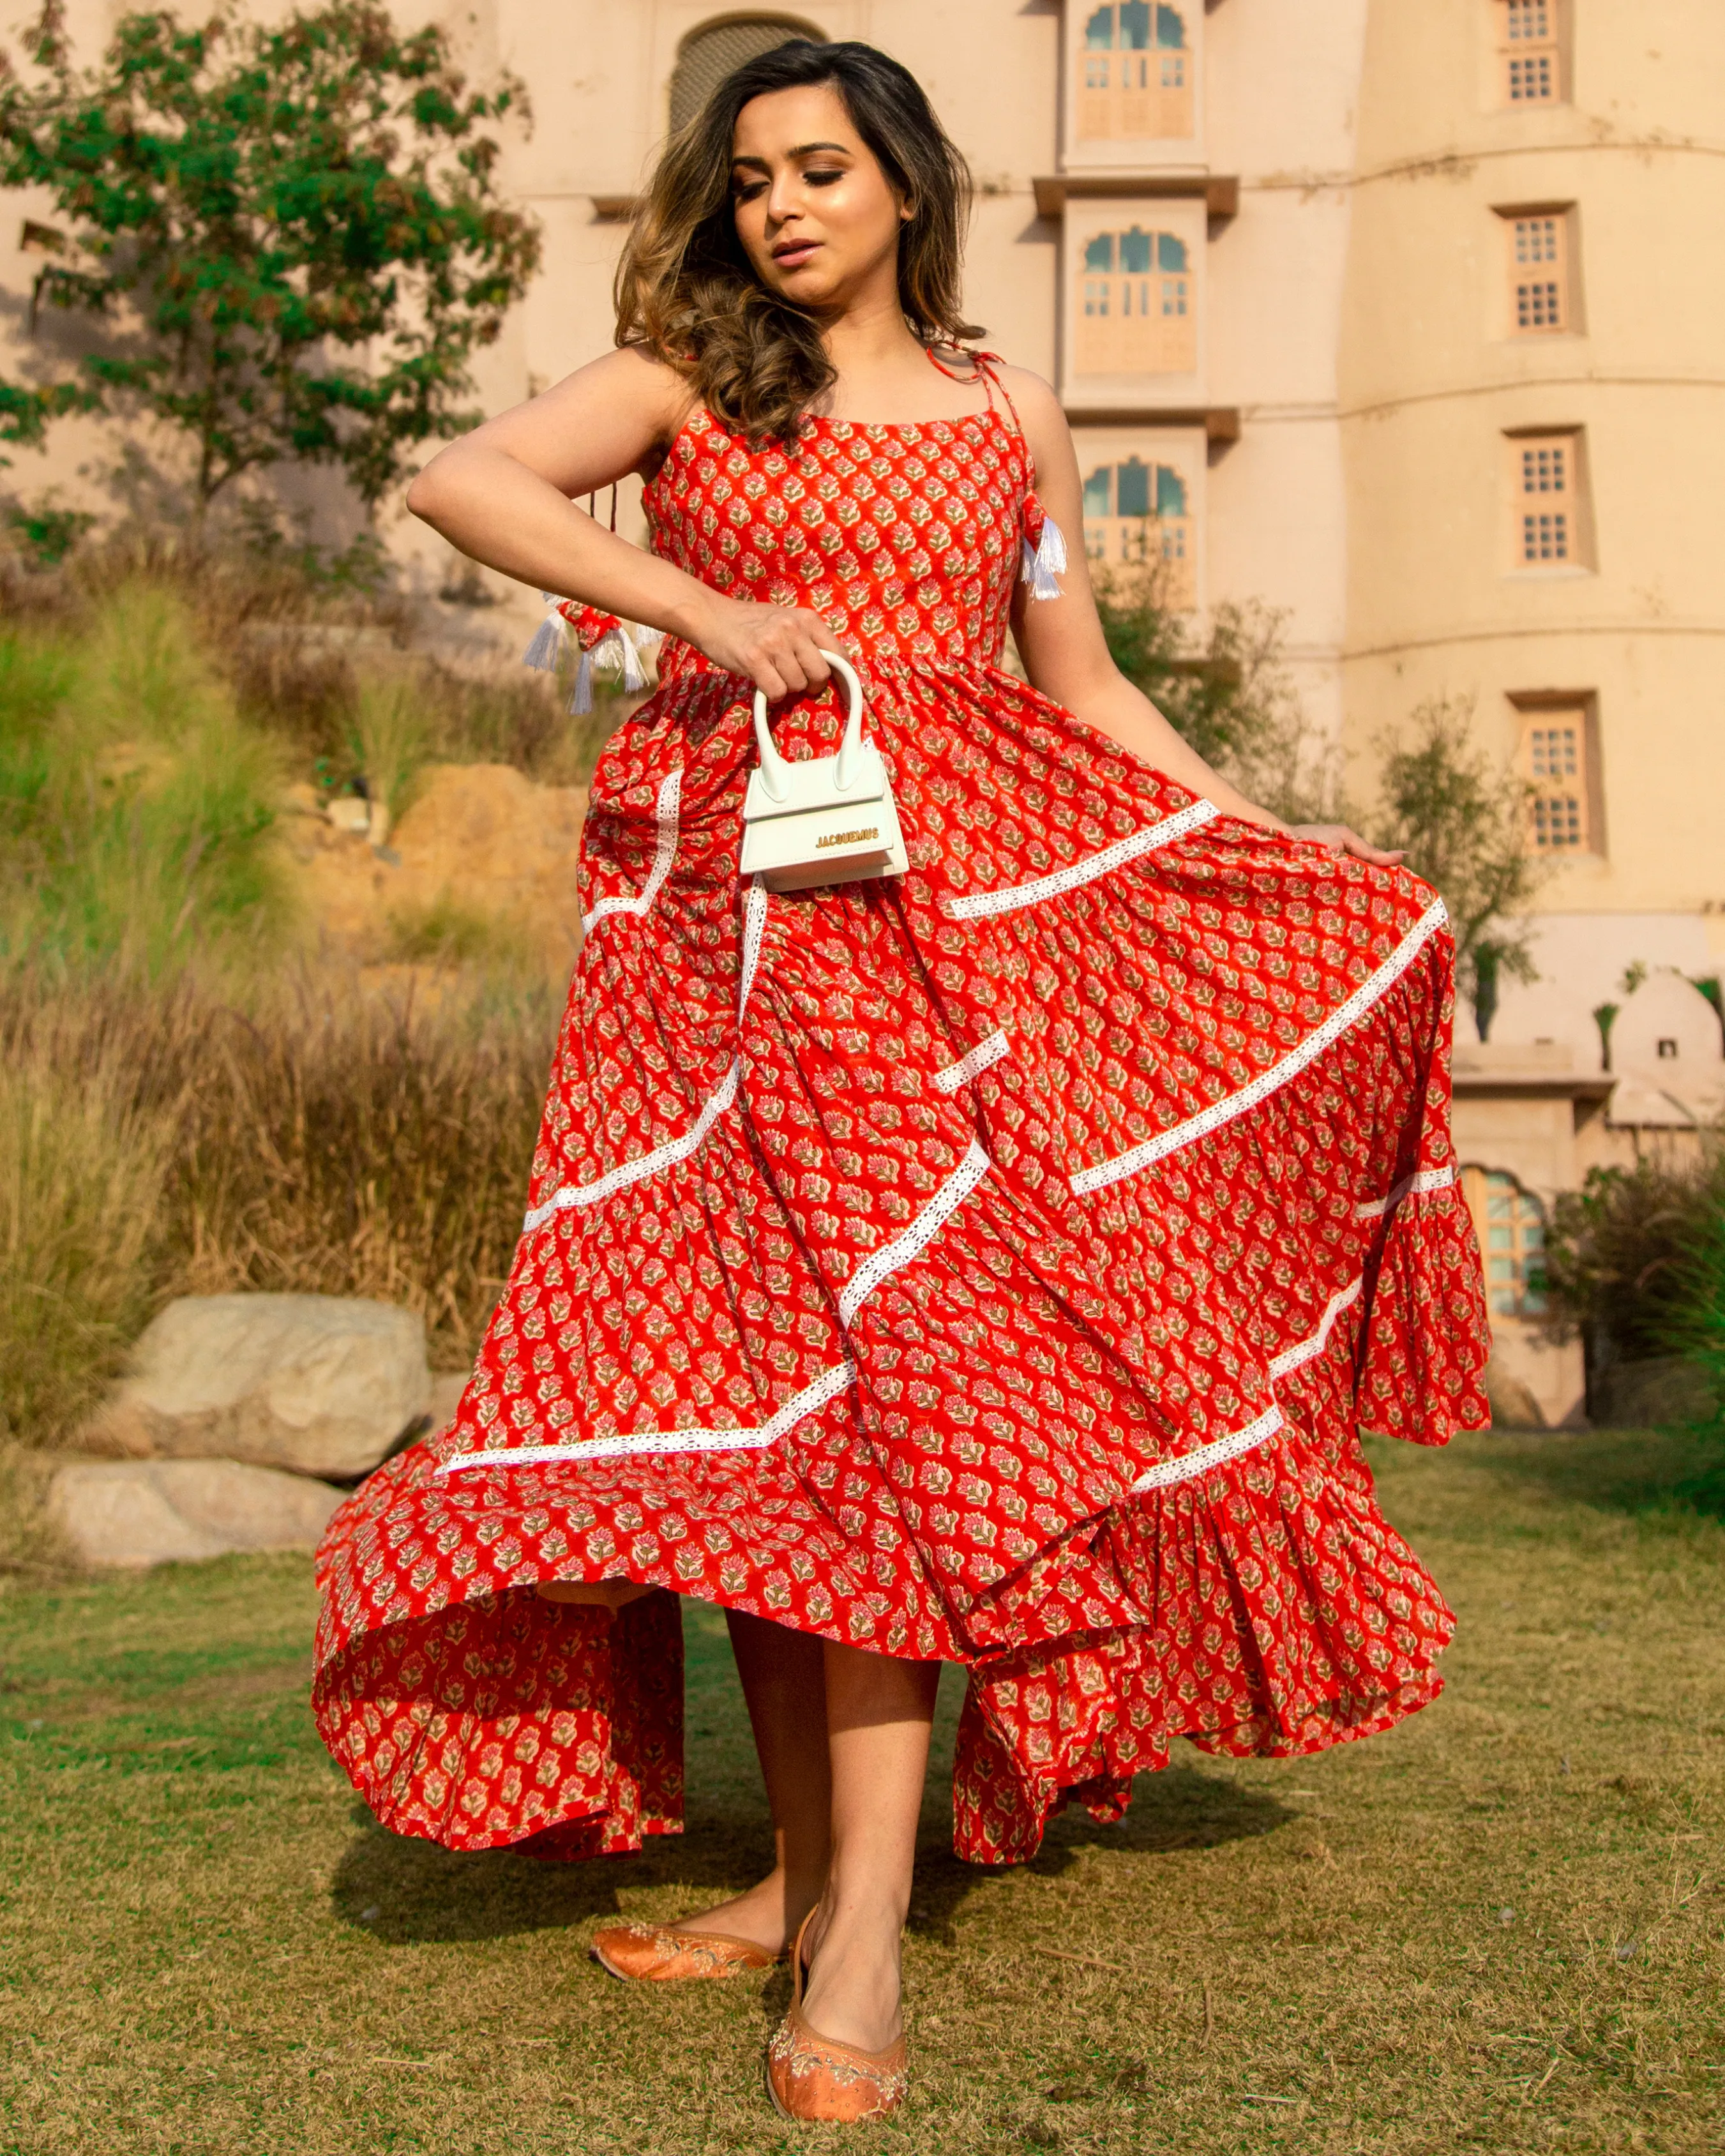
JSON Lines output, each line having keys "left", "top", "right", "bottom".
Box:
{"left": 730, "top": 83, "right": 908, "bottom": 312}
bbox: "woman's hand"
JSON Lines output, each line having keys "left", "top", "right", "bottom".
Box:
{"left": 681, "top": 594, "right": 848, "bottom": 699}
{"left": 1286, "top": 824, "right": 1407, "bottom": 868}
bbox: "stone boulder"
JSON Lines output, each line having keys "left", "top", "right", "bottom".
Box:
{"left": 89, "top": 1295, "right": 430, "bottom": 1480}
{"left": 50, "top": 1459, "right": 344, "bottom": 1569}
{"left": 1482, "top": 1354, "right": 1547, "bottom": 1431}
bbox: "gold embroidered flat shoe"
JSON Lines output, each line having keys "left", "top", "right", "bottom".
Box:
{"left": 590, "top": 1919, "right": 782, "bottom": 1982}
{"left": 764, "top": 1911, "right": 910, "bottom": 2123}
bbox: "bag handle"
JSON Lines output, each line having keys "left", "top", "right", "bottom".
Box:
{"left": 751, "top": 650, "right": 866, "bottom": 804}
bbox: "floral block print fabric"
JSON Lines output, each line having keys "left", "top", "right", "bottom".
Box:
{"left": 314, "top": 391, "right": 1490, "bottom": 1867}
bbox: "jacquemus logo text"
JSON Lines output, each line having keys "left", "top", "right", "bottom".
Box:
{"left": 817, "top": 828, "right": 878, "bottom": 849}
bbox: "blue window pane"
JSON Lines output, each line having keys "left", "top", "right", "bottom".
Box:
{"left": 1156, "top": 465, "right": 1187, "bottom": 516}
{"left": 1120, "top": 227, "right": 1152, "bottom": 274}
{"left": 1085, "top": 5, "right": 1115, "bottom": 50}
{"left": 1157, "top": 232, "right": 1188, "bottom": 271}
{"left": 1083, "top": 465, "right": 1113, "bottom": 518}
{"left": 1084, "top": 233, "right": 1115, "bottom": 272}
{"left": 1115, "top": 458, "right": 1151, "bottom": 519}
{"left": 1156, "top": 3, "right": 1187, "bottom": 48}
{"left": 1120, "top": 2, "right": 1151, "bottom": 50}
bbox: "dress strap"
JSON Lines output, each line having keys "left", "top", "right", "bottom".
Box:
{"left": 926, "top": 345, "right": 1064, "bottom": 601}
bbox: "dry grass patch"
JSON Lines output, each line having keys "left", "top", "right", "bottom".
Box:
{"left": 1, "top": 1429, "right": 1721, "bottom": 2154}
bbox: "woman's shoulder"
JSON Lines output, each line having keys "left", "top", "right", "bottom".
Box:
{"left": 983, "top": 357, "right": 1059, "bottom": 418}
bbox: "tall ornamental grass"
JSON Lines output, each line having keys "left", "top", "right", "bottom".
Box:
{"left": 0, "top": 970, "right": 555, "bottom": 1444}
{"left": 0, "top": 585, "right": 290, "bottom": 981}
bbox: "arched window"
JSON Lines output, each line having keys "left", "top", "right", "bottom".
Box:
{"left": 1080, "top": 3, "right": 1193, "bottom": 140}
{"left": 668, "top": 17, "right": 825, "bottom": 137}
{"left": 1461, "top": 1168, "right": 1549, "bottom": 1318}
{"left": 1081, "top": 456, "right": 1194, "bottom": 605}
{"left": 1076, "top": 227, "right": 1194, "bottom": 375}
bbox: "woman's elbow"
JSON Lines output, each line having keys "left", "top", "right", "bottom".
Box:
{"left": 404, "top": 458, "right": 447, "bottom": 525}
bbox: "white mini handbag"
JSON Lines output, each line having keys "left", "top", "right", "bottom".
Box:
{"left": 739, "top": 650, "right": 909, "bottom": 893}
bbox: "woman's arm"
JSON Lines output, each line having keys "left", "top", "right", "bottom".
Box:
{"left": 405, "top": 348, "right": 845, "bottom": 700}
{"left": 1003, "top": 368, "right": 1401, "bottom": 866}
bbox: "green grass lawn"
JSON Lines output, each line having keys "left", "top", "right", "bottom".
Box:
{"left": 1, "top": 1429, "right": 1721, "bottom": 2155}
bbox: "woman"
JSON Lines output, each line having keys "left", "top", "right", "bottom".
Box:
{"left": 314, "top": 38, "right": 1488, "bottom": 2124}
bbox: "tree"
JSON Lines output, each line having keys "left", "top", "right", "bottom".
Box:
{"left": 1369, "top": 695, "right": 1551, "bottom": 1041}
{"left": 0, "top": 1, "right": 539, "bottom": 508}
{"left": 1096, "top": 574, "right": 1336, "bottom": 823}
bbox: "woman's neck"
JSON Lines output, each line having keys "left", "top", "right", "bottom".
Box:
{"left": 813, "top": 287, "right": 985, "bottom": 424}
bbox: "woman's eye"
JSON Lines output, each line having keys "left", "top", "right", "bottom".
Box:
{"left": 804, "top": 169, "right": 844, "bottom": 187}
{"left": 733, "top": 180, "right": 767, "bottom": 204}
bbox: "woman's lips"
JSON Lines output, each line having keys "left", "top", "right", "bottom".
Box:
{"left": 771, "top": 241, "right": 820, "bottom": 269}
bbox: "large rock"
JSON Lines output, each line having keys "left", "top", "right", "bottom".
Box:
{"left": 91, "top": 1295, "right": 430, "bottom": 1480}
{"left": 50, "top": 1459, "right": 343, "bottom": 1569}
{"left": 1482, "top": 1354, "right": 1547, "bottom": 1431}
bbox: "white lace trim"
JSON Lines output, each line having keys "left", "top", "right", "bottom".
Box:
{"left": 1070, "top": 898, "right": 1450, "bottom": 1196}
{"left": 1355, "top": 1164, "right": 1457, "bottom": 1221}
{"left": 739, "top": 875, "right": 769, "bottom": 1021}
{"left": 522, "top": 1059, "right": 741, "bottom": 1232}
{"left": 942, "top": 799, "right": 1220, "bottom": 920}
{"left": 931, "top": 1029, "right": 1011, "bottom": 1094}
{"left": 582, "top": 769, "right": 681, "bottom": 933}
{"left": 1268, "top": 1274, "right": 1364, "bottom": 1380}
{"left": 838, "top": 1140, "right": 990, "bottom": 1327}
{"left": 1131, "top": 1403, "right": 1284, "bottom": 1492}
{"left": 438, "top": 1359, "right": 858, "bottom": 1475}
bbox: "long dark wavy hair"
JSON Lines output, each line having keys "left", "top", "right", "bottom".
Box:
{"left": 615, "top": 39, "right": 982, "bottom": 446}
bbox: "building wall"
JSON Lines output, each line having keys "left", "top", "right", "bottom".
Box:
{"left": 1337, "top": 0, "right": 1725, "bottom": 1049}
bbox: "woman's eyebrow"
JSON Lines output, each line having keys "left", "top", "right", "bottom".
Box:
{"left": 730, "top": 142, "right": 853, "bottom": 170}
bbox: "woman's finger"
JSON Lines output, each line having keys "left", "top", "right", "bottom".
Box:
{"left": 751, "top": 656, "right": 788, "bottom": 702}
{"left": 772, "top": 647, "right": 811, "bottom": 697}
{"left": 797, "top": 638, "right": 832, "bottom": 690}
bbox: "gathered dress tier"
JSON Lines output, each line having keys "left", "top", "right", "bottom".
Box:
{"left": 313, "top": 383, "right": 1491, "bottom": 1867}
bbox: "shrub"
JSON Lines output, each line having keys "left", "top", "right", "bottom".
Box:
{"left": 1369, "top": 695, "right": 1550, "bottom": 1042}
{"left": 1539, "top": 1154, "right": 1723, "bottom": 1366}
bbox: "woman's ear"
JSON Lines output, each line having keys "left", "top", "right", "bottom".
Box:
{"left": 899, "top": 199, "right": 915, "bottom": 224}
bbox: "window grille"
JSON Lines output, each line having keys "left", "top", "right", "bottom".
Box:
{"left": 1076, "top": 228, "right": 1196, "bottom": 374}
{"left": 1081, "top": 456, "right": 1195, "bottom": 605}
{"left": 1495, "top": 0, "right": 1563, "bottom": 106}
{"left": 1080, "top": 3, "right": 1193, "bottom": 139}
{"left": 1512, "top": 436, "right": 1575, "bottom": 564}
{"left": 1462, "top": 1168, "right": 1549, "bottom": 1318}
{"left": 1510, "top": 213, "right": 1569, "bottom": 333}
{"left": 668, "top": 18, "right": 824, "bottom": 136}
{"left": 1519, "top": 707, "right": 1591, "bottom": 852}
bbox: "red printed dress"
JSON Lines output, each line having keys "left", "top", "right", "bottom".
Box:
{"left": 313, "top": 373, "right": 1490, "bottom": 1866}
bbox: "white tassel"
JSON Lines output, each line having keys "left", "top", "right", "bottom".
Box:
{"left": 1021, "top": 513, "right": 1068, "bottom": 602}
{"left": 568, "top": 649, "right": 594, "bottom": 716}
{"left": 522, "top": 592, "right": 566, "bottom": 671}
{"left": 617, "top": 633, "right": 647, "bottom": 693}
{"left": 631, "top": 622, "right": 665, "bottom": 654}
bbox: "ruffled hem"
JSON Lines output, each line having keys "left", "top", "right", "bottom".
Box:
{"left": 313, "top": 1398, "right": 1454, "bottom": 1860}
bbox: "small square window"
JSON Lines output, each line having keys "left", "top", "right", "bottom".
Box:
{"left": 1494, "top": 0, "right": 1565, "bottom": 107}
{"left": 1503, "top": 209, "right": 1572, "bottom": 334}
{"left": 1505, "top": 430, "right": 1590, "bottom": 569}
{"left": 1517, "top": 705, "right": 1593, "bottom": 852}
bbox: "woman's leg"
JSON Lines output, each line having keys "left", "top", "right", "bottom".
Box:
{"left": 668, "top": 1609, "right": 833, "bottom": 1951}
{"left": 799, "top": 1640, "right": 940, "bottom": 2053}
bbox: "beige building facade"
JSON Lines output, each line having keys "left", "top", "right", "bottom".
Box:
{"left": 5, "top": 1, "right": 1722, "bottom": 1421}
